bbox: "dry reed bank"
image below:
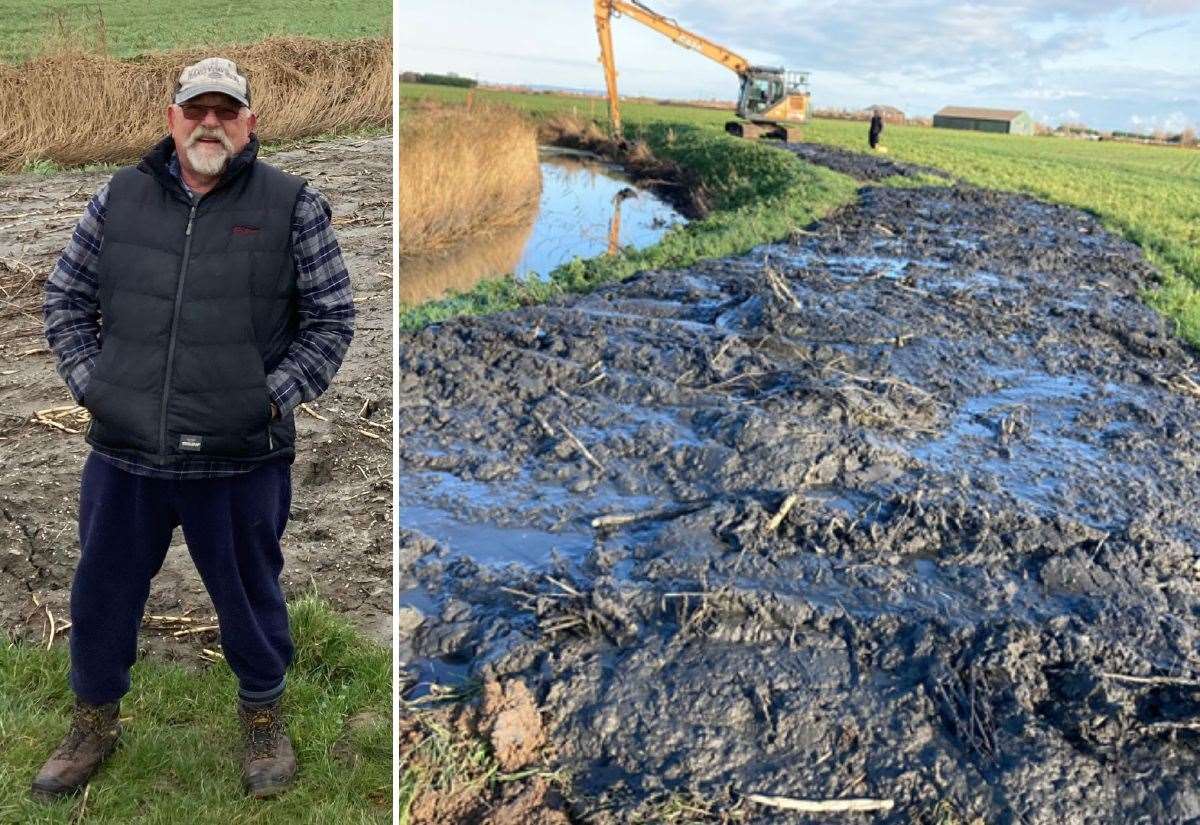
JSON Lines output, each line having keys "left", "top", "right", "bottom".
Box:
{"left": 0, "top": 37, "right": 392, "bottom": 173}
{"left": 399, "top": 102, "right": 542, "bottom": 257}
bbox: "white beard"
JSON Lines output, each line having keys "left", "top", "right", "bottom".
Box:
{"left": 185, "top": 127, "right": 234, "bottom": 176}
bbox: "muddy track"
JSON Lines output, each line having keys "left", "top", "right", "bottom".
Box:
{"left": 0, "top": 135, "right": 392, "bottom": 658}
{"left": 785, "top": 140, "right": 953, "bottom": 182}
{"left": 398, "top": 167, "right": 1200, "bottom": 821}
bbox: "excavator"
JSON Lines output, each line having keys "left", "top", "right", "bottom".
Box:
{"left": 593, "top": 0, "right": 810, "bottom": 142}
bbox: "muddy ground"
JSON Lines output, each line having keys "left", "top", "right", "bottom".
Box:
{"left": 0, "top": 135, "right": 392, "bottom": 659}
{"left": 397, "top": 145, "right": 1200, "bottom": 823}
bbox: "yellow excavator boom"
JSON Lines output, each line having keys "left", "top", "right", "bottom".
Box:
{"left": 594, "top": 0, "right": 808, "bottom": 140}
{"left": 596, "top": 0, "right": 751, "bottom": 134}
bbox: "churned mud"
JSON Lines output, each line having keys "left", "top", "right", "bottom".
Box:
{"left": 397, "top": 158, "right": 1200, "bottom": 821}
{"left": 786, "top": 140, "right": 953, "bottom": 182}
{"left": 0, "top": 135, "right": 392, "bottom": 657}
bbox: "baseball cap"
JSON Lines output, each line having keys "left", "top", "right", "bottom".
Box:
{"left": 174, "top": 57, "right": 251, "bottom": 108}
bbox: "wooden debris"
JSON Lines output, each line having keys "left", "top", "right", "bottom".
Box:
{"left": 172, "top": 624, "right": 220, "bottom": 637}
{"left": 764, "top": 265, "right": 802, "bottom": 310}
{"left": 543, "top": 575, "right": 581, "bottom": 597}
{"left": 746, "top": 794, "right": 894, "bottom": 814}
{"left": 559, "top": 423, "right": 604, "bottom": 472}
{"left": 30, "top": 404, "right": 90, "bottom": 434}
{"left": 591, "top": 501, "right": 708, "bottom": 530}
{"left": 1102, "top": 671, "right": 1200, "bottom": 688}
{"left": 530, "top": 410, "right": 557, "bottom": 437}
{"left": 765, "top": 493, "right": 799, "bottom": 532}
{"left": 299, "top": 402, "right": 329, "bottom": 421}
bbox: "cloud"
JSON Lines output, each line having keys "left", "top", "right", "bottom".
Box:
{"left": 1128, "top": 20, "right": 1190, "bottom": 40}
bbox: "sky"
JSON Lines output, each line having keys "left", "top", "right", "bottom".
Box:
{"left": 397, "top": 0, "right": 1199, "bottom": 134}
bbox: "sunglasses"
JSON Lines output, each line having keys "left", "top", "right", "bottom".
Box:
{"left": 179, "top": 104, "right": 242, "bottom": 121}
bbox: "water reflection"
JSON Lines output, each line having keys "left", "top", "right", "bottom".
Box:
{"left": 398, "top": 213, "right": 535, "bottom": 306}
{"left": 399, "top": 146, "right": 685, "bottom": 306}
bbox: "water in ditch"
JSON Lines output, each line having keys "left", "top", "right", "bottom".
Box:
{"left": 398, "top": 146, "right": 685, "bottom": 306}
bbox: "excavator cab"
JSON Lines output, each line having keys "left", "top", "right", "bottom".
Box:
{"left": 729, "top": 67, "right": 810, "bottom": 141}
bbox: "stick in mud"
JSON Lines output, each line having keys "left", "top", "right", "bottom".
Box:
{"left": 746, "top": 793, "right": 895, "bottom": 813}
{"left": 559, "top": 423, "right": 605, "bottom": 472}
{"left": 764, "top": 493, "right": 799, "bottom": 532}
{"left": 1101, "top": 671, "right": 1200, "bottom": 688}
{"left": 590, "top": 501, "right": 709, "bottom": 530}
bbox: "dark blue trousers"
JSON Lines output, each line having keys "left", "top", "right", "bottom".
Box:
{"left": 69, "top": 453, "right": 294, "bottom": 705}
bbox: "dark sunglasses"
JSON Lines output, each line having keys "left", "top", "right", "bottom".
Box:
{"left": 179, "top": 104, "right": 242, "bottom": 121}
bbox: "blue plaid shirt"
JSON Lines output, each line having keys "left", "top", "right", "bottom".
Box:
{"left": 43, "top": 151, "right": 355, "bottom": 479}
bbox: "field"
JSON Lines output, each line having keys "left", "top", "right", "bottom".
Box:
{"left": 401, "top": 83, "right": 1200, "bottom": 345}
{"left": 398, "top": 82, "right": 1200, "bottom": 822}
{"left": 0, "top": 0, "right": 390, "bottom": 62}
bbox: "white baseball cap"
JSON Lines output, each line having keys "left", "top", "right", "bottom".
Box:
{"left": 174, "top": 57, "right": 251, "bottom": 107}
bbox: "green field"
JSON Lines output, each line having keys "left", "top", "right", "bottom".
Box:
{"left": 402, "top": 83, "right": 1200, "bottom": 345}
{"left": 0, "top": 596, "right": 390, "bottom": 823}
{"left": 0, "top": 0, "right": 390, "bottom": 62}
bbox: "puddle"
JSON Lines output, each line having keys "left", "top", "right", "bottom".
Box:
{"left": 911, "top": 371, "right": 1119, "bottom": 520}
{"left": 399, "top": 146, "right": 685, "bottom": 305}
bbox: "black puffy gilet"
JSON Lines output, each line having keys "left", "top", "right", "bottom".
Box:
{"left": 84, "top": 134, "right": 305, "bottom": 466}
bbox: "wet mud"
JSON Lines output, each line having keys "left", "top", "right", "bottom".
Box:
{"left": 0, "top": 135, "right": 392, "bottom": 657}
{"left": 786, "top": 140, "right": 953, "bottom": 182}
{"left": 397, "top": 176, "right": 1200, "bottom": 822}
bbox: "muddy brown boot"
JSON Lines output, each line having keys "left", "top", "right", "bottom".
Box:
{"left": 238, "top": 699, "right": 297, "bottom": 798}
{"left": 31, "top": 699, "right": 121, "bottom": 799}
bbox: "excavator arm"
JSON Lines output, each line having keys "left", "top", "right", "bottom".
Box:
{"left": 595, "top": 0, "right": 751, "bottom": 135}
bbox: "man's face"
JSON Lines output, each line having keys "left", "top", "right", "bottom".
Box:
{"left": 166, "top": 92, "right": 256, "bottom": 179}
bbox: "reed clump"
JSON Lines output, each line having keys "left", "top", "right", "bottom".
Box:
{"left": 0, "top": 37, "right": 391, "bottom": 172}
{"left": 400, "top": 102, "right": 542, "bottom": 256}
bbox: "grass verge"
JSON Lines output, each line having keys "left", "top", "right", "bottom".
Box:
{"left": 0, "top": 37, "right": 392, "bottom": 173}
{"left": 398, "top": 109, "right": 858, "bottom": 330}
{"left": 0, "top": 595, "right": 390, "bottom": 823}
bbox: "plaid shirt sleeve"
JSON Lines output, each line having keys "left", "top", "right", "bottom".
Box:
{"left": 265, "top": 184, "right": 356, "bottom": 415}
{"left": 43, "top": 183, "right": 109, "bottom": 404}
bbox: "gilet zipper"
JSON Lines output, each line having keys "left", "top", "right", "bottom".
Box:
{"left": 157, "top": 199, "right": 198, "bottom": 455}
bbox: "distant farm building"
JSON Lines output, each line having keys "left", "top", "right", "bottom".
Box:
{"left": 933, "top": 106, "right": 1034, "bottom": 135}
{"left": 865, "top": 105, "right": 906, "bottom": 124}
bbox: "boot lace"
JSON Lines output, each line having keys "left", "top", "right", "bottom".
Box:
{"left": 244, "top": 710, "right": 282, "bottom": 760}
{"left": 56, "top": 705, "right": 115, "bottom": 758}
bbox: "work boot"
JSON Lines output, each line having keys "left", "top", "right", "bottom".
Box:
{"left": 30, "top": 699, "right": 121, "bottom": 799}
{"left": 238, "top": 699, "right": 297, "bottom": 798}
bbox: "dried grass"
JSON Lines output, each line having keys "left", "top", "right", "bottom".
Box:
{"left": 399, "top": 102, "right": 541, "bottom": 256}
{"left": 0, "top": 37, "right": 391, "bottom": 172}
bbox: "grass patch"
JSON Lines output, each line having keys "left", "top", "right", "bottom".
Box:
{"left": 403, "top": 82, "right": 1200, "bottom": 346}
{"left": 0, "top": 37, "right": 391, "bottom": 173}
{"left": 0, "top": 1, "right": 390, "bottom": 63}
{"left": 398, "top": 98, "right": 858, "bottom": 330}
{"left": 0, "top": 595, "right": 390, "bottom": 823}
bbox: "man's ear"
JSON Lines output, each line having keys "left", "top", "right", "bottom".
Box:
{"left": 167, "top": 104, "right": 178, "bottom": 131}
{"left": 246, "top": 110, "right": 257, "bottom": 134}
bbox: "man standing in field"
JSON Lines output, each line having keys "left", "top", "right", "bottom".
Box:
{"left": 35, "top": 57, "right": 355, "bottom": 799}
